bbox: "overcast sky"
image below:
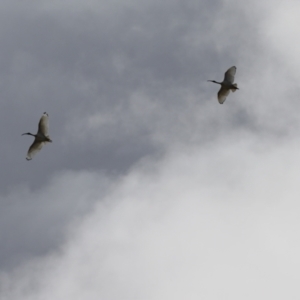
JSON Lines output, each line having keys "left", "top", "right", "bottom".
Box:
{"left": 1, "top": 0, "right": 300, "bottom": 299}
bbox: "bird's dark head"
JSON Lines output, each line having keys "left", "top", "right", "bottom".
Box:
{"left": 22, "top": 132, "right": 31, "bottom": 136}
{"left": 207, "top": 80, "right": 220, "bottom": 85}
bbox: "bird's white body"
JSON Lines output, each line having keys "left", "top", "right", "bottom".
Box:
{"left": 22, "top": 112, "right": 52, "bottom": 160}
{"left": 208, "top": 66, "right": 239, "bottom": 104}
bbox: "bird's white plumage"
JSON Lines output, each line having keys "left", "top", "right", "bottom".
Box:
{"left": 217, "top": 86, "right": 230, "bottom": 104}
{"left": 38, "top": 113, "right": 49, "bottom": 137}
{"left": 26, "top": 141, "right": 45, "bottom": 160}
{"left": 223, "top": 66, "right": 236, "bottom": 83}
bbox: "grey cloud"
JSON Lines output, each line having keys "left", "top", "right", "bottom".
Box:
{"left": 0, "top": 171, "right": 111, "bottom": 271}
{"left": 0, "top": 0, "right": 233, "bottom": 192}
{"left": 0, "top": 0, "right": 300, "bottom": 296}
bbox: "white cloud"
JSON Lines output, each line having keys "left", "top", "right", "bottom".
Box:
{"left": 2, "top": 132, "right": 300, "bottom": 299}
{"left": 3, "top": 0, "right": 300, "bottom": 299}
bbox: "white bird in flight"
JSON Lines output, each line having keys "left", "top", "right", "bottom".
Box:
{"left": 208, "top": 66, "right": 239, "bottom": 104}
{"left": 22, "top": 112, "right": 52, "bottom": 160}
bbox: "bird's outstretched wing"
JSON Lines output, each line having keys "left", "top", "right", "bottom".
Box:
{"left": 223, "top": 66, "right": 236, "bottom": 84}
{"left": 218, "top": 86, "right": 230, "bottom": 104}
{"left": 26, "top": 140, "right": 45, "bottom": 160}
{"left": 38, "top": 112, "right": 49, "bottom": 136}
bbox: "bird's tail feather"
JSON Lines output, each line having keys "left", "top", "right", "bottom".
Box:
{"left": 231, "top": 83, "right": 238, "bottom": 92}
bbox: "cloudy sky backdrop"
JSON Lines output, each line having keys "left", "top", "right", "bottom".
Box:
{"left": 1, "top": 0, "right": 300, "bottom": 299}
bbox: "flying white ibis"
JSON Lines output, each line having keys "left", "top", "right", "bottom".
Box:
{"left": 208, "top": 66, "right": 239, "bottom": 104}
{"left": 22, "top": 112, "right": 52, "bottom": 160}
